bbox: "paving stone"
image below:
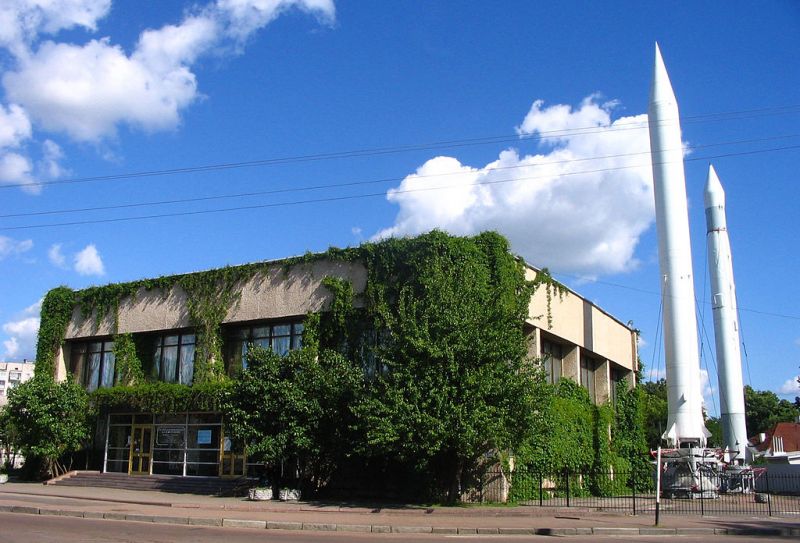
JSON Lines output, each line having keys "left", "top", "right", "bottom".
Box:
{"left": 640, "top": 527, "right": 677, "bottom": 535}
{"left": 457, "top": 527, "right": 477, "bottom": 535}
{"left": 498, "top": 527, "right": 534, "bottom": 535}
{"left": 336, "top": 524, "right": 372, "bottom": 533}
{"left": 675, "top": 528, "right": 715, "bottom": 535}
{"left": 575, "top": 527, "right": 593, "bottom": 535}
{"left": 432, "top": 527, "right": 458, "bottom": 534}
{"left": 83, "top": 511, "right": 105, "bottom": 519}
{"left": 46, "top": 509, "right": 84, "bottom": 518}
{"left": 189, "top": 517, "right": 223, "bottom": 526}
{"left": 103, "top": 512, "right": 127, "bottom": 521}
{"left": 303, "top": 523, "right": 336, "bottom": 531}
{"left": 0, "top": 505, "right": 14, "bottom": 513}
{"left": 371, "top": 525, "right": 391, "bottom": 533}
{"left": 267, "top": 521, "right": 303, "bottom": 530}
{"left": 153, "top": 515, "right": 189, "bottom": 525}
{"left": 222, "top": 518, "right": 267, "bottom": 529}
{"left": 10, "top": 506, "right": 38, "bottom": 514}
{"left": 392, "top": 525, "right": 432, "bottom": 534}
{"left": 476, "top": 527, "right": 499, "bottom": 534}
{"left": 124, "top": 514, "right": 154, "bottom": 523}
{"left": 593, "top": 527, "right": 639, "bottom": 535}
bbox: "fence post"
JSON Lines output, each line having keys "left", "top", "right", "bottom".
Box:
{"left": 699, "top": 467, "right": 705, "bottom": 516}
{"left": 565, "top": 470, "right": 570, "bottom": 508}
{"left": 538, "top": 473, "right": 543, "bottom": 507}
{"left": 632, "top": 471, "right": 637, "bottom": 516}
{"left": 765, "top": 470, "right": 772, "bottom": 517}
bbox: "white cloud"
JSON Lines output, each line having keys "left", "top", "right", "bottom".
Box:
{"left": 0, "top": 0, "right": 111, "bottom": 56}
{"left": 74, "top": 243, "right": 104, "bottom": 275}
{"left": 0, "top": 0, "right": 334, "bottom": 191}
{"left": 778, "top": 376, "right": 799, "bottom": 395}
{"left": 0, "top": 235, "right": 33, "bottom": 260}
{"left": 47, "top": 242, "right": 67, "bottom": 267}
{"left": 1, "top": 298, "right": 41, "bottom": 361}
{"left": 377, "top": 97, "right": 654, "bottom": 275}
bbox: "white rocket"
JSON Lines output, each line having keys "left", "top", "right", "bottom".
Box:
{"left": 705, "top": 165, "right": 748, "bottom": 462}
{"left": 648, "top": 44, "right": 708, "bottom": 448}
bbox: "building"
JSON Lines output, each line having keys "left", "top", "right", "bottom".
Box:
{"left": 1, "top": 360, "right": 35, "bottom": 469}
{"left": 750, "top": 421, "right": 800, "bottom": 465}
{"left": 0, "top": 360, "right": 35, "bottom": 407}
{"left": 42, "top": 251, "right": 637, "bottom": 479}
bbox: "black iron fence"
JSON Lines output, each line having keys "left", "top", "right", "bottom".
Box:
{"left": 474, "top": 467, "right": 800, "bottom": 517}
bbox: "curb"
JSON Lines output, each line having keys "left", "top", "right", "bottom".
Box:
{"left": 1, "top": 506, "right": 799, "bottom": 537}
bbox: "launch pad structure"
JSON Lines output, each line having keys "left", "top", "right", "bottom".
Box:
{"left": 647, "top": 45, "right": 752, "bottom": 500}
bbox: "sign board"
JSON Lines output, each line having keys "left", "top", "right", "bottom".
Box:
{"left": 196, "top": 429, "right": 212, "bottom": 445}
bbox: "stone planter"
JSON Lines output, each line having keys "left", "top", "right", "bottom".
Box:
{"left": 248, "top": 487, "right": 273, "bottom": 501}
{"left": 0, "top": 474, "right": 8, "bottom": 484}
{"left": 279, "top": 488, "right": 301, "bottom": 501}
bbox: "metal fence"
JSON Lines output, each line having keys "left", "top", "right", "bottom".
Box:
{"left": 475, "top": 467, "right": 800, "bottom": 517}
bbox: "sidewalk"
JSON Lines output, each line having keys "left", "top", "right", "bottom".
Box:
{"left": 1, "top": 481, "right": 799, "bottom": 536}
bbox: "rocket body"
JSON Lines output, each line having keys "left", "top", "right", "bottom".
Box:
{"left": 705, "top": 165, "right": 748, "bottom": 462}
{"left": 648, "top": 45, "right": 708, "bottom": 447}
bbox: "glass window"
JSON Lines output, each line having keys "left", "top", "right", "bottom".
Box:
{"left": 224, "top": 320, "right": 304, "bottom": 375}
{"left": 580, "top": 355, "right": 597, "bottom": 403}
{"left": 71, "top": 340, "right": 115, "bottom": 391}
{"left": 153, "top": 332, "right": 195, "bottom": 385}
{"left": 541, "top": 340, "right": 563, "bottom": 385}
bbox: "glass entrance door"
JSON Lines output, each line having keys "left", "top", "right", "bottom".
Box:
{"left": 219, "top": 432, "right": 246, "bottom": 477}
{"left": 129, "top": 425, "right": 153, "bottom": 475}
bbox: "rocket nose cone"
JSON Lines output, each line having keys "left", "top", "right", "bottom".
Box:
{"left": 704, "top": 164, "right": 725, "bottom": 208}
{"left": 650, "top": 43, "right": 677, "bottom": 107}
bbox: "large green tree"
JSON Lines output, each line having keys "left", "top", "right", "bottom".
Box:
{"left": 4, "top": 377, "right": 90, "bottom": 478}
{"left": 221, "top": 346, "right": 361, "bottom": 490}
{"left": 744, "top": 385, "right": 800, "bottom": 435}
{"left": 349, "top": 231, "right": 549, "bottom": 503}
{"left": 639, "top": 378, "right": 668, "bottom": 449}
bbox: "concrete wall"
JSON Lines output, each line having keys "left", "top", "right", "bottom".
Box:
{"left": 63, "top": 260, "right": 367, "bottom": 339}
{"left": 525, "top": 267, "right": 636, "bottom": 373}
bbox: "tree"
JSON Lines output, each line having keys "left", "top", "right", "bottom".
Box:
{"left": 221, "top": 346, "right": 361, "bottom": 491}
{"left": 639, "top": 378, "right": 668, "bottom": 449}
{"left": 349, "top": 231, "right": 547, "bottom": 503}
{"left": 744, "top": 385, "right": 800, "bottom": 435}
{"left": 3, "top": 377, "right": 90, "bottom": 478}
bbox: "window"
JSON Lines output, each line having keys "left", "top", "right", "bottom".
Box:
{"left": 580, "top": 354, "right": 597, "bottom": 403}
{"left": 610, "top": 367, "right": 625, "bottom": 405}
{"left": 9, "top": 372, "right": 21, "bottom": 381}
{"left": 153, "top": 333, "right": 196, "bottom": 385}
{"left": 225, "top": 321, "right": 304, "bottom": 374}
{"left": 70, "top": 340, "right": 116, "bottom": 392}
{"left": 541, "top": 340, "right": 563, "bottom": 385}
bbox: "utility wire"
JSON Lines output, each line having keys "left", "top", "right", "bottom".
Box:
{"left": 4, "top": 133, "right": 797, "bottom": 220}
{"left": 2, "top": 103, "right": 798, "bottom": 191}
{"left": 3, "top": 143, "right": 798, "bottom": 232}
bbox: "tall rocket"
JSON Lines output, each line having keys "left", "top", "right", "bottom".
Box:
{"left": 648, "top": 44, "right": 708, "bottom": 448}
{"left": 705, "top": 165, "right": 748, "bottom": 462}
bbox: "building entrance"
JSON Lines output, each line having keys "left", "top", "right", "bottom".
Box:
{"left": 129, "top": 425, "right": 153, "bottom": 475}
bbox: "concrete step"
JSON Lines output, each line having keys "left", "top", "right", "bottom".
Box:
{"left": 50, "top": 471, "right": 249, "bottom": 496}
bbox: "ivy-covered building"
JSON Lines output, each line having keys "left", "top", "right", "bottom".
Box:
{"left": 36, "top": 234, "right": 638, "bottom": 480}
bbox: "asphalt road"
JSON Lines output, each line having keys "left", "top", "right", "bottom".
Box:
{"left": 1, "top": 513, "right": 795, "bottom": 543}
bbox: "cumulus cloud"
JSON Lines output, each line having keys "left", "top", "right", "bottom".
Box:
{"left": 778, "top": 376, "right": 799, "bottom": 395}
{"left": 1, "top": 298, "right": 41, "bottom": 361}
{"left": 0, "top": 0, "right": 334, "bottom": 191}
{"left": 74, "top": 243, "right": 105, "bottom": 275}
{"left": 0, "top": 235, "right": 33, "bottom": 259}
{"left": 377, "top": 97, "right": 654, "bottom": 275}
{"left": 47, "top": 242, "right": 67, "bottom": 267}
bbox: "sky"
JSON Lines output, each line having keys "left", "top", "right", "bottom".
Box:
{"left": 0, "top": 1, "right": 798, "bottom": 415}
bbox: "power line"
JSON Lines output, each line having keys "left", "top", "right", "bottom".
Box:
{"left": 2, "top": 143, "right": 798, "bottom": 232}
{"left": 2, "top": 104, "right": 798, "bottom": 191}
{"left": 4, "top": 133, "right": 797, "bottom": 220}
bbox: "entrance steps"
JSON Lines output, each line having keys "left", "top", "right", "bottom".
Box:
{"left": 49, "top": 471, "right": 250, "bottom": 496}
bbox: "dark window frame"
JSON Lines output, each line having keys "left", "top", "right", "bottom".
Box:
{"left": 224, "top": 319, "right": 304, "bottom": 375}
{"left": 70, "top": 338, "right": 116, "bottom": 392}
{"left": 152, "top": 331, "right": 196, "bottom": 385}
{"left": 540, "top": 339, "right": 564, "bottom": 385}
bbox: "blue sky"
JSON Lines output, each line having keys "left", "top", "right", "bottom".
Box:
{"left": 1, "top": 1, "right": 798, "bottom": 413}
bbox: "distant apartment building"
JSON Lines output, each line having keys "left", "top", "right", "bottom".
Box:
{"left": 0, "top": 360, "right": 35, "bottom": 407}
